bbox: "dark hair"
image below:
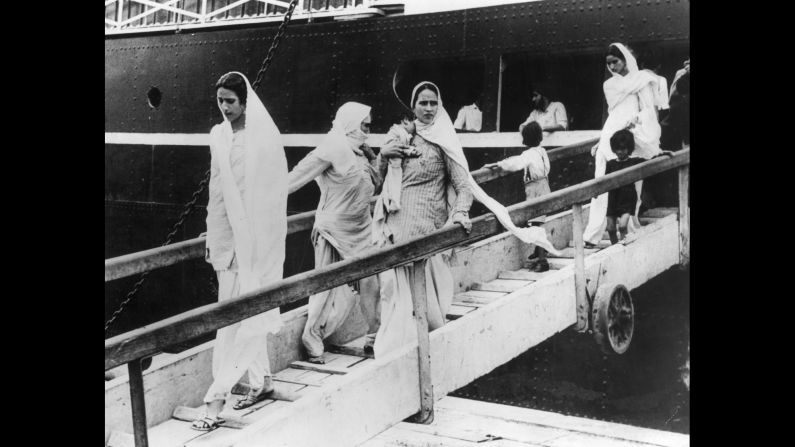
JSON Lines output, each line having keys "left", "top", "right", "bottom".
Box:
{"left": 605, "top": 44, "right": 626, "bottom": 62}
{"left": 411, "top": 82, "right": 439, "bottom": 108}
{"left": 610, "top": 129, "right": 635, "bottom": 154}
{"left": 531, "top": 91, "right": 550, "bottom": 112}
{"left": 396, "top": 110, "right": 414, "bottom": 123}
{"left": 215, "top": 72, "right": 247, "bottom": 105}
{"left": 521, "top": 122, "right": 543, "bottom": 148}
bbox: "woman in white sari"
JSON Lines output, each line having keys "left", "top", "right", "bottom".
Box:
{"left": 371, "top": 81, "right": 560, "bottom": 358}
{"left": 287, "top": 102, "right": 382, "bottom": 363}
{"left": 582, "top": 43, "right": 665, "bottom": 246}
{"left": 192, "top": 72, "right": 288, "bottom": 431}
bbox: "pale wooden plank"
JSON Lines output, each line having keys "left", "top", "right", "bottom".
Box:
{"left": 678, "top": 168, "right": 689, "bottom": 267}
{"left": 439, "top": 397, "right": 689, "bottom": 447}
{"left": 547, "top": 247, "right": 599, "bottom": 259}
{"left": 446, "top": 304, "right": 478, "bottom": 320}
{"left": 568, "top": 239, "right": 611, "bottom": 249}
{"left": 326, "top": 344, "right": 373, "bottom": 359}
{"left": 497, "top": 269, "right": 550, "bottom": 281}
{"left": 183, "top": 426, "right": 240, "bottom": 447}
{"left": 409, "top": 258, "right": 434, "bottom": 423}
{"left": 227, "top": 382, "right": 301, "bottom": 402}
{"left": 324, "top": 352, "right": 368, "bottom": 368}
{"left": 363, "top": 425, "right": 491, "bottom": 447}
{"left": 641, "top": 207, "right": 678, "bottom": 218}
{"left": 173, "top": 406, "right": 250, "bottom": 429}
{"left": 460, "top": 290, "right": 507, "bottom": 299}
{"left": 454, "top": 292, "right": 503, "bottom": 306}
{"left": 143, "top": 417, "right": 209, "bottom": 447}
{"left": 471, "top": 279, "right": 531, "bottom": 293}
{"left": 290, "top": 361, "right": 350, "bottom": 375}
{"left": 106, "top": 430, "right": 135, "bottom": 447}
{"left": 547, "top": 258, "right": 574, "bottom": 269}
{"left": 391, "top": 421, "right": 509, "bottom": 443}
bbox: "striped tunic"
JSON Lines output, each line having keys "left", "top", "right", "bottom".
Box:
{"left": 379, "top": 134, "right": 472, "bottom": 243}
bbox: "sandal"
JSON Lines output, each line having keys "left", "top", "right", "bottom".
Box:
{"left": 191, "top": 415, "right": 225, "bottom": 432}
{"left": 363, "top": 334, "right": 376, "bottom": 354}
{"left": 532, "top": 259, "right": 549, "bottom": 273}
{"left": 525, "top": 258, "right": 540, "bottom": 269}
{"left": 233, "top": 387, "right": 274, "bottom": 410}
{"left": 307, "top": 355, "right": 325, "bottom": 364}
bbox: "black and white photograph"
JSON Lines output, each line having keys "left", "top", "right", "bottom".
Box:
{"left": 105, "top": 1, "right": 690, "bottom": 445}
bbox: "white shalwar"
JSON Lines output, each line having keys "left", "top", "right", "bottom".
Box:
{"left": 203, "top": 72, "right": 287, "bottom": 403}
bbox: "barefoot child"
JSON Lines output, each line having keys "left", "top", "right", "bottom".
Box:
{"left": 483, "top": 122, "right": 552, "bottom": 272}
{"left": 605, "top": 129, "right": 645, "bottom": 244}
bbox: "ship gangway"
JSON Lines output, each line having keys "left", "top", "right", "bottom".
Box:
{"left": 105, "top": 143, "right": 690, "bottom": 447}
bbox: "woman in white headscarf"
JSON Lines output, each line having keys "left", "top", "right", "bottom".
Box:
{"left": 371, "top": 81, "right": 560, "bottom": 358}
{"left": 288, "top": 102, "right": 382, "bottom": 363}
{"left": 193, "top": 72, "right": 288, "bottom": 431}
{"left": 582, "top": 43, "right": 665, "bottom": 246}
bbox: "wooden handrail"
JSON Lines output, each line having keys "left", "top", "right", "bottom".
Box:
{"left": 105, "top": 149, "right": 688, "bottom": 370}
{"left": 104, "top": 137, "right": 598, "bottom": 281}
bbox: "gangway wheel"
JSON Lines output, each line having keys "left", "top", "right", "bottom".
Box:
{"left": 592, "top": 283, "right": 634, "bottom": 354}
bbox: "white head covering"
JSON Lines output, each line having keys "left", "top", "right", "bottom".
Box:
{"left": 600, "top": 44, "right": 663, "bottom": 159}
{"left": 208, "top": 71, "right": 287, "bottom": 294}
{"left": 314, "top": 101, "right": 372, "bottom": 173}
{"left": 399, "top": 81, "right": 560, "bottom": 254}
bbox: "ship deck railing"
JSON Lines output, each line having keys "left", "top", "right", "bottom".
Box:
{"left": 104, "top": 148, "right": 689, "bottom": 447}
{"left": 104, "top": 133, "right": 599, "bottom": 282}
{"left": 105, "top": 0, "right": 388, "bottom": 36}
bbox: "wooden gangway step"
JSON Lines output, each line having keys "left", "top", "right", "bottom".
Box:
{"left": 113, "top": 353, "right": 377, "bottom": 447}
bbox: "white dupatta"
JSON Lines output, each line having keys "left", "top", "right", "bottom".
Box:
{"left": 375, "top": 81, "right": 560, "bottom": 254}
{"left": 598, "top": 43, "right": 663, "bottom": 160}
{"left": 207, "top": 72, "right": 288, "bottom": 336}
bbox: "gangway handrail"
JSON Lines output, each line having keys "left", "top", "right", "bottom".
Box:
{"left": 104, "top": 137, "right": 598, "bottom": 282}
{"left": 105, "top": 148, "right": 688, "bottom": 370}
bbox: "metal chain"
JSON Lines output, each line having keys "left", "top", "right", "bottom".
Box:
{"left": 251, "top": 0, "right": 299, "bottom": 91}
{"left": 105, "top": 0, "right": 300, "bottom": 333}
{"left": 105, "top": 174, "right": 211, "bottom": 333}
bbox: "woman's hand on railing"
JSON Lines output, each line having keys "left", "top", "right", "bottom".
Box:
{"left": 452, "top": 212, "right": 472, "bottom": 234}
{"left": 590, "top": 143, "right": 598, "bottom": 157}
{"left": 482, "top": 162, "right": 503, "bottom": 172}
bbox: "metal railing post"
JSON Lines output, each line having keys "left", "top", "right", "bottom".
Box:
{"left": 117, "top": 0, "right": 125, "bottom": 29}
{"left": 409, "top": 258, "right": 434, "bottom": 424}
{"left": 128, "top": 359, "right": 149, "bottom": 447}
{"left": 572, "top": 203, "right": 588, "bottom": 332}
{"left": 678, "top": 166, "right": 690, "bottom": 268}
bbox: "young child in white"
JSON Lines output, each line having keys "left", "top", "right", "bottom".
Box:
{"left": 379, "top": 112, "right": 419, "bottom": 212}
{"left": 483, "top": 122, "right": 552, "bottom": 272}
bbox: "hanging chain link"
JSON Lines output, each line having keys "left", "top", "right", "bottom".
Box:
{"left": 105, "top": 174, "right": 211, "bottom": 333}
{"left": 251, "top": 0, "right": 299, "bottom": 91}
{"left": 105, "top": 0, "right": 300, "bottom": 333}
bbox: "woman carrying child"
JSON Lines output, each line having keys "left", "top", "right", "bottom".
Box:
{"left": 371, "top": 81, "right": 560, "bottom": 358}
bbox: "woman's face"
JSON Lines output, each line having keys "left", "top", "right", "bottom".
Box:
{"left": 360, "top": 113, "right": 372, "bottom": 134}
{"left": 413, "top": 89, "right": 439, "bottom": 124}
{"left": 217, "top": 87, "right": 245, "bottom": 123}
{"left": 606, "top": 55, "right": 628, "bottom": 76}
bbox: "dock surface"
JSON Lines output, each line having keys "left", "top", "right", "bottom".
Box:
{"left": 362, "top": 396, "right": 689, "bottom": 447}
